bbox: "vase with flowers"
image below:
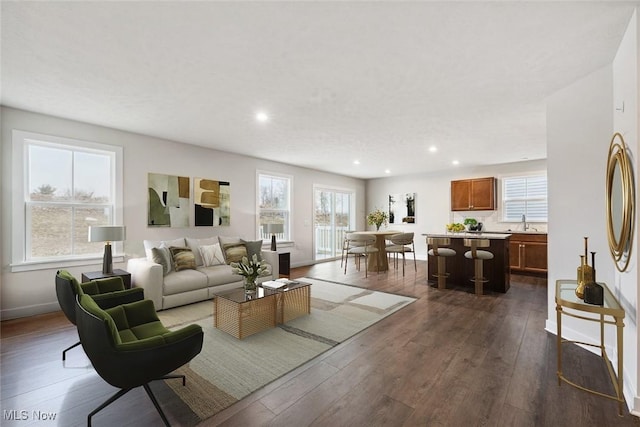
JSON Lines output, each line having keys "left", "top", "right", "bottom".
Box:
{"left": 367, "top": 208, "right": 389, "bottom": 231}
{"left": 230, "top": 254, "right": 268, "bottom": 293}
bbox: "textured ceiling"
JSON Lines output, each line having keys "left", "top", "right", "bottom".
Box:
{"left": 1, "top": 1, "right": 637, "bottom": 178}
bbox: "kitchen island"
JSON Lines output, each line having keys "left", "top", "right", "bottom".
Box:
{"left": 424, "top": 233, "right": 511, "bottom": 293}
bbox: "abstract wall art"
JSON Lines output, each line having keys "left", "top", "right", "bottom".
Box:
{"left": 389, "top": 192, "right": 416, "bottom": 224}
{"left": 194, "top": 178, "right": 230, "bottom": 226}
{"left": 148, "top": 173, "right": 190, "bottom": 227}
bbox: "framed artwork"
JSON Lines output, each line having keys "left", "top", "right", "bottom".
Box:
{"left": 389, "top": 193, "right": 416, "bottom": 224}
{"left": 148, "top": 173, "right": 190, "bottom": 227}
{"left": 194, "top": 178, "right": 230, "bottom": 226}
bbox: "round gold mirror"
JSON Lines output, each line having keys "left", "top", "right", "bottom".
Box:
{"left": 606, "top": 132, "right": 635, "bottom": 272}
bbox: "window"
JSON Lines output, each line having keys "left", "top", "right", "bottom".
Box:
{"left": 502, "top": 174, "right": 548, "bottom": 222}
{"left": 12, "top": 130, "right": 123, "bottom": 270}
{"left": 257, "top": 172, "right": 292, "bottom": 241}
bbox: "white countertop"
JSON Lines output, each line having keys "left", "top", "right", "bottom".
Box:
{"left": 422, "top": 232, "right": 512, "bottom": 240}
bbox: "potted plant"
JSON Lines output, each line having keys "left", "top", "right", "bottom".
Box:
{"left": 230, "top": 254, "right": 268, "bottom": 293}
{"left": 464, "top": 218, "right": 478, "bottom": 231}
{"left": 367, "top": 208, "right": 389, "bottom": 231}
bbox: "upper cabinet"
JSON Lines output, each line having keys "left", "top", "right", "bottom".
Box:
{"left": 451, "top": 177, "right": 496, "bottom": 211}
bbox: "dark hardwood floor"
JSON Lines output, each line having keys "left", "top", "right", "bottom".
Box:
{"left": 2, "top": 260, "right": 639, "bottom": 426}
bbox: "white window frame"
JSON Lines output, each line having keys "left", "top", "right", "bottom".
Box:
{"left": 501, "top": 173, "right": 548, "bottom": 223}
{"left": 256, "top": 171, "right": 293, "bottom": 243}
{"left": 11, "top": 130, "right": 123, "bottom": 272}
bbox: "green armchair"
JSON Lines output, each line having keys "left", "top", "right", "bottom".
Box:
{"left": 55, "top": 270, "right": 145, "bottom": 360}
{"left": 75, "top": 294, "right": 203, "bottom": 426}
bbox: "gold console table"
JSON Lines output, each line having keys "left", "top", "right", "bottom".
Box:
{"left": 555, "top": 279, "right": 625, "bottom": 415}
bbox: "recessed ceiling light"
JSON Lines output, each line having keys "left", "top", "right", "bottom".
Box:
{"left": 255, "top": 111, "right": 269, "bottom": 123}
{"left": 452, "top": 160, "right": 460, "bottom": 165}
{"left": 429, "top": 146, "right": 438, "bottom": 153}
{"left": 385, "top": 169, "right": 391, "bottom": 174}
{"left": 353, "top": 160, "right": 360, "bottom": 165}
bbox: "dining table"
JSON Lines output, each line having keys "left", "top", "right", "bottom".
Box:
{"left": 352, "top": 230, "right": 400, "bottom": 272}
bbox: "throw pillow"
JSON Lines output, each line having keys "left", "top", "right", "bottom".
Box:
{"left": 199, "top": 243, "right": 225, "bottom": 267}
{"left": 222, "top": 242, "right": 247, "bottom": 264}
{"left": 186, "top": 236, "right": 219, "bottom": 266}
{"left": 151, "top": 246, "right": 171, "bottom": 275}
{"left": 241, "top": 239, "right": 263, "bottom": 261}
{"left": 144, "top": 238, "right": 186, "bottom": 260}
{"left": 169, "top": 246, "right": 197, "bottom": 272}
{"left": 218, "top": 236, "right": 242, "bottom": 263}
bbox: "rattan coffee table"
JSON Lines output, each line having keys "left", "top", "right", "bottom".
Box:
{"left": 214, "top": 281, "right": 311, "bottom": 339}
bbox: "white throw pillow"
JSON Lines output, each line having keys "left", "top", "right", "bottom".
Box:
{"left": 200, "top": 243, "right": 225, "bottom": 267}
{"left": 186, "top": 236, "right": 219, "bottom": 266}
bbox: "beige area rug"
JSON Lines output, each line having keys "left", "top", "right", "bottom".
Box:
{"left": 157, "top": 277, "right": 416, "bottom": 425}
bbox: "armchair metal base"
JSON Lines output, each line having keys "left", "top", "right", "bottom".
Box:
{"left": 62, "top": 341, "right": 81, "bottom": 361}
{"left": 88, "top": 375, "right": 186, "bottom": 427}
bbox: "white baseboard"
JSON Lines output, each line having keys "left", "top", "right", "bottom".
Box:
{"left": 0, "top": 301, "right": 60, "bottom": 321}
{"left": 632, "top": 396, "right": 640, "bottom": 418}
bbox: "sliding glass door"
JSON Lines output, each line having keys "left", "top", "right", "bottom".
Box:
{"left": 314, "top": 187, "right": 354, "bottom": 261}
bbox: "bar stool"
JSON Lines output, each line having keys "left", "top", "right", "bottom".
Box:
{"left": 427, "top": 237, "right": 456, "bottom": 289}
{"left": 463, "top": 238, "right": 493, "bottom": 296}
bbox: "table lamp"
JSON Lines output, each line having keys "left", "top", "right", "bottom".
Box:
{"left": 89, "top": 225, "right": 126, "bottom": 274}
{"left": 264, "top": 223, "right": 284, "bottom": 251}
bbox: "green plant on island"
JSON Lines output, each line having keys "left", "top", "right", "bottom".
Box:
{"left": 463, "top": 218, "right": 477, "bottom": 226}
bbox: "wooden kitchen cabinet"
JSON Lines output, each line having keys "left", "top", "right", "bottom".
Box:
{"left": 509, "top": 233, "right": 547, "bottom": 274}
{"left": 451, "top": 177, "right": 496, "bottom": 211}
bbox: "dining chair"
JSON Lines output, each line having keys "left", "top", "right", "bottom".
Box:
{"left": 386, "top": 232, "right": 416, "bottom": 276}
{"left": 340, "top": 230, "right": 357, "bottom": 268}
{"left": 344, "top": 233, "right": 379, "bottom": 278}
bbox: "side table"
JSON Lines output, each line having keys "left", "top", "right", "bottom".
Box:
{"left": 278, "top": 252, "right": 290, "bottom": 278}
{"left": 82, "top": 269, "right": 132, "bottom": 289}
{"left": 555, "top": 279, "right": 625, "bottom": 415}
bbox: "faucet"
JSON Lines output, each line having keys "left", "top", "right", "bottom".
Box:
{"left": 522, "top": 214, "right": 529, "bottom": 231}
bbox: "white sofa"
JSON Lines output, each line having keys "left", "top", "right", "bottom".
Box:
{"left": 127, "top": 236, "right": 279, "bottom": 310}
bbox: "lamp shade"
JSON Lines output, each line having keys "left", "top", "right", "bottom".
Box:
{"left": 88, "top": 226, "right": 126, "bottom": 243}
{"left": 264, "top": 223, "right": 284, "bottom": 235}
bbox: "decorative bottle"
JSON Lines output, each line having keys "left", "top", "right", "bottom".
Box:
{"left": 584, "top": 252, "right": 604, "bottom": 305}
{"left": 575, "top": 255, "right": 586, "bottom": 299}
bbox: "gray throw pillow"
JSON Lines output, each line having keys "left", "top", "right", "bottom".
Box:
{"left": 241, "top": 239, "right": 263, "bottom": 261}
{"left": 151, "top": 246, "right": 171, "bottom": 275}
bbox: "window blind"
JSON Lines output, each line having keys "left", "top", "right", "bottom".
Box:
{"left": 503, "top": 175, "right": 548, "bottom": 222}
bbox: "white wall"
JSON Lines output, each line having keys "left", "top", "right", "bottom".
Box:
{"left": 0, "top": 107, "right": 366, "bottom": 320}
{"left": 546, "top": 63, "right": 614, "bottom": 300}
{"left": 546, "top": 51, "right": 640, "bottom": 414}
{"left": 613, "top": 8, "right": 640, "bottom": 415}
{"left": 366, "top": 159, "right": 547, "bottom": 259}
